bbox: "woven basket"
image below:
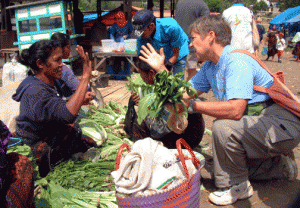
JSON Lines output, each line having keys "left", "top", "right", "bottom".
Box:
{"left": 114, "top": 138, "right": 202, "bottom": 208}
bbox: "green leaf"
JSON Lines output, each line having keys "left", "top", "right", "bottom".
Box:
{"left": 137, "top": 93, "right": 157, "bottom": 124}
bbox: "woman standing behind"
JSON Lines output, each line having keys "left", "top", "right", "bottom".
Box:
{"left": 12, "top": 40, "right": 97, "bottom": 177}
{"left": 109, "top": 11, "right": 133, "bottom": 79}
{"left": 265, "top": 24, "right": 278, "bottom": 61}
{"left": 109, "top": 11, "right": 133, "bottom": 42}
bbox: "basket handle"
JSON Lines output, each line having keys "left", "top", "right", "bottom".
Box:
{"left": 115, "top": 143, "right": 131, "bottom": 171}
{"left": 176, "top": 138, "right": 201, "bottom": 179}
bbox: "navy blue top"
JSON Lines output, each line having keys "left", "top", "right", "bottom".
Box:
{"left": 56, "top": 64, "right": 80, "bottom": 97}
{"left": 12, "top": 76, "right": 77, "bottom": 144}
{"left": 109, "top": 22, "right": 133, "bottom": 42}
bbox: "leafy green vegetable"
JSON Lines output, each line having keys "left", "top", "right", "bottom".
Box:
{"left": 127, "top": 71, "right": 198, "bottom": 124}
{"left": 35, "top": 181, "right": 118, "bottom": 208}
{"left": 80, "top": 120, "right": 108, "bottom": 146}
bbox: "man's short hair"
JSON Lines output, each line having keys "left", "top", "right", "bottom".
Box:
{"left": 189, "top": 15, "right": 232, "bottom": 47}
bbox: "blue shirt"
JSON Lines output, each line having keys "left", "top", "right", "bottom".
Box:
{"left": 190, "top": 45, "right": 273, "bottom": 104}
{"left": 109, "top": 22, "right": 133, "bottom": 42}
{"left": 59, "top": 64, "right": 80, "bottom": 96}
{"left": 137, "top": 18, "right": 189, "bottom": 63}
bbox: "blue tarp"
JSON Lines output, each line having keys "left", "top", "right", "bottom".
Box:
{"left": 269, "top": 6, "right": 300, "bottom": 25}
{"left": 286, "top": 14, "right": 300, "bottom": 23}
{"left": 83, "top": 11, "right": 109, "bottom": 24}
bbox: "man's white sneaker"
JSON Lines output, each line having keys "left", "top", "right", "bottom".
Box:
{"left": 208, "top": 180, "right": 253, "bottom": 206}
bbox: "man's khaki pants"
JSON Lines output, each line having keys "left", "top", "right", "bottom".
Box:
{"left": 212, "top": 104, "right": 300, "bottom": 188}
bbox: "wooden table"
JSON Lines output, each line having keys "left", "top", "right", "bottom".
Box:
{"left": 92, "top": 51, "right": 139, "bottom": 74}
{"left": 1, "top": 47, "right": 19, "bottom": 63}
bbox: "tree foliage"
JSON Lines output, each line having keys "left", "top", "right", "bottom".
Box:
{"left": 204, "top": 0, "right": 232, "bottom": 13}
{"left": 252, "top": 1, "right": 269, "bottom": 14}
{"left": 277, "top": 0, "right": 300, "bottom": 12}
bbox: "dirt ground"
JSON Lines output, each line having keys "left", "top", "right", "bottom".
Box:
{"left": 198, "top": 48, "right": 300, "bottom": 208}
{"left": 1, "top": 45, "right": 299, "bottom": 207}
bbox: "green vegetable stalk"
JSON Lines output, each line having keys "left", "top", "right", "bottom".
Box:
{"left": 126, "top": 72, "right": 198, "bottom": 125}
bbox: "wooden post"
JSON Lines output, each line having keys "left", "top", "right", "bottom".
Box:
{"left": 160, "top": 0, "right": 164, "bottom": 18}
{"left": 127, "top": 0, "right": 132, "bottom": 24}
{"left": 123, "top": 0, "right": 132, "bottom": 23}
{"left": 1, "top": 0, "right": 12, "bottom": 31}
{"left": 171, "top": 0, "right": 175, "bottom": 18}
{"left": 97, "top": 0, "right": 102, "bottom": 21}
{"left": 1, "top": 0, "right": 6, "bottom": 30}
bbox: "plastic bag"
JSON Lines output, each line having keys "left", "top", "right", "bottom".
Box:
{"left": 2, "top": 54, "right": 28, "bottom": 87}
{"left": 262, "top": 47, "right": 268, "bottom": 56}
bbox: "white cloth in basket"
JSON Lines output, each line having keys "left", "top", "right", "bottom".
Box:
{"left": 111, "top": 137, "right": 177, "bottom": 195}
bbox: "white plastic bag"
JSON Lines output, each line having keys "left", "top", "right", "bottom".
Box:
{"left": 0, "top": 54, "right": 28, "bottom": 132}
{"left": 2, "top": 54, "right": 28, "bottom": 87}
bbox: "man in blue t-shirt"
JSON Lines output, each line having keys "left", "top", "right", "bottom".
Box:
{"left": 132, "top": 9, "right": 189, "bottom": 79}
{"left": 138, "top": 15, "right": 300, "bottom": 206}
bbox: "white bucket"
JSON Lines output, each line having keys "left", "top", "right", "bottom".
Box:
{"left": 124, "top": 39, "right": 137, "bottom": 53}
{"left": 101, "top": 39, "right": 114, "bottom": 52}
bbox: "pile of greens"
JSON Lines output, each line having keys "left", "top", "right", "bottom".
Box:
{"left": 126, "top": 72, "right": 198, "bottom": 124}
{"left": 7, "top": 101, "right": 132, "bottom": 208}
{"left": 35, "top": 181, "right": 118, "bottom": 208}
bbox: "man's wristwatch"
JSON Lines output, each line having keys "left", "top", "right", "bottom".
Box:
{"left": 188, "top": 99, "right": 196, "bottom": 113}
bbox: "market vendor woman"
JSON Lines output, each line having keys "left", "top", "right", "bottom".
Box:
{"left": 12, "top": 40, "right": 98, "bottom": 177}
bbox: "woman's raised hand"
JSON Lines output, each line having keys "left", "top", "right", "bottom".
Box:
{"left": 76, "top": 45, "right": 92, "bottom": 79}
{"left": 139, "top": 43, "right": 167, "bottom": 73}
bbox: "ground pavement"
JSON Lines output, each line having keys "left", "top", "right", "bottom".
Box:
{"left": 198, "top": 50, "right": 300, "bottom": 207}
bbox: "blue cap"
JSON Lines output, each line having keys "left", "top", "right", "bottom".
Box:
{"left": 132, "top": 9, "right": 155, "bottom": 37}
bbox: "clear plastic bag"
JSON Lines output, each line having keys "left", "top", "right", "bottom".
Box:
{"left": 2, "top": 54, "right": 28, "bottom": 87}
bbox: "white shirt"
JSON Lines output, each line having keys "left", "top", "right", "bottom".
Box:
{"left": 276, "top": 37, "right": 286, "bottom": 51}
{"left": 223, "top": 4, "right": 254, "bottom": 53}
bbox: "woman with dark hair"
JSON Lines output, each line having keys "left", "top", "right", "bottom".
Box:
{"left": 12, "top": 40, "right": 97, "bottom": 177}
{"left": 124, "top": 58, "right": 205, "bottom": 149}
{"left": 266, "top": 24, "right": 279, "bottom": 61}
{"left": 50, "top": 32, "right": 80, "bottom": 96}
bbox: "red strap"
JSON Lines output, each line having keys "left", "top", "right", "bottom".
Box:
{"left": 115, "top": 143, "right": 131, "bottom": 171}
{"left": 253, "top": 85, "right": 268, "bottom": 93}
{"left": 231, "top": 49, "right": 275, "bottom": 77}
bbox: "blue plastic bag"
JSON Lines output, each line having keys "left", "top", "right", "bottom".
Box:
{"left": 262, "top": 47, "right": 268, "bottom": 56}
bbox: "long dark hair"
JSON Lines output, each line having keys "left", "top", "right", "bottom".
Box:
{"left": 18, "top": 40, "right": 57, "bottom": 75}
{"left": 50, "top": 32, "right": 70, "bottom": 49}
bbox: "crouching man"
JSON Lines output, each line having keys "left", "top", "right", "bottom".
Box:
{"left": 139, "top": 15, "right": 300, "bottom": 206}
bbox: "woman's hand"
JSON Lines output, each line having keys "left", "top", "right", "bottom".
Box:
{"left": 76, "top": 45, "right": 92, "bottom": 80}
{"left": 139, "top": 43, "right": 167, "bottom": 73}
{"left": 83, "top": 91, "right": 95, "bottom": 105}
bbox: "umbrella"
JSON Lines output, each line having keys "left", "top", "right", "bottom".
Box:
{"left": 285, "top": 14, "right": 300, "bottom": 24}
{"left": 292, "top": 32, "right": 300, "bottom": 43}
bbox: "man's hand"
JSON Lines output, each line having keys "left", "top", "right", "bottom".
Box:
{"left": 83, "top": 91, "right": 95, "bottom": 105}
{"left": 139, "top": 43, "right": 167, "bottom": 73}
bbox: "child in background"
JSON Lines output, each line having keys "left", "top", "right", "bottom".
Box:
{"left": 276, "top": 32, "right": 285, "bottom": 63}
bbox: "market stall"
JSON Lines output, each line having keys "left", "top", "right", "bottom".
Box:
{"left": 93, "top": 51, "right": 139, "bottom": 74}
